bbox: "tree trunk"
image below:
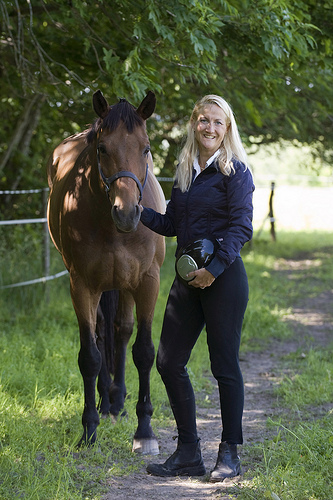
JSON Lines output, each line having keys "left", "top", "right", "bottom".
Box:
{"left": 0, "top": 94, "right": 43, "bottom": 178}
{"left": 8, "top": 95, "right": 45, "bottom": 193}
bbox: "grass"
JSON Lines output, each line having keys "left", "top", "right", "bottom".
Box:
{"left": 235, "top": 231, "right": 333, "bottom": 500}
{"left": 277, "top": 348, "right": 333, "bottom": 408}
{"left": 0, "top": 229, "right": 332, "bottom": 498}
{"left": 238, "top": 414, "right": 333, "bottom": 500}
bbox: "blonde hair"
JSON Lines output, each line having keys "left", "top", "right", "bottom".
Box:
{"left": 176, "top": 95, "right": 248, "bottom": 192}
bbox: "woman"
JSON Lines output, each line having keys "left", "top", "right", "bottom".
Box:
{"left": 140, "top": 95, "right": 254, "bottom": 481}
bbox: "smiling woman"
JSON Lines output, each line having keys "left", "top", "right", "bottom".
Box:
{"left": 176, "top": 95, "right": 249, "bottom": 192}
{"left": 194, "top": 105, "right": 228, "bottom": 167}
{"left": 140, "top": 94, "right": 255, "bottom": 481}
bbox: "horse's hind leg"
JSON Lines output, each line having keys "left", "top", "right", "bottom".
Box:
{"left": 96, "top": 304, "right": 111, "bottom": 416}
{"left": 108, "top": 290, "right": 135, "bottom": 418}
{"left": 131, "top": 270, "right": 160, "bottom": 455}
{"left": 96, "top": 290, "right": 119, "bottom": 417}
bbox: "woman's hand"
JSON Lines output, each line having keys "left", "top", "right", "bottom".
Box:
{"left": 187, "top": 268, "right": 215, "bottom": 289}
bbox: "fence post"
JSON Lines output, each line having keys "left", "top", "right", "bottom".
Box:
{"left": 269, "top": 182, "right": 276, "bottom": 241}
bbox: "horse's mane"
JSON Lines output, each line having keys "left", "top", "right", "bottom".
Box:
{"left": 86, "top": 99, "right": 144, "bottom": 143}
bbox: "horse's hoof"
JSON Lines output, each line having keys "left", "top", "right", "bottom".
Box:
{"left": 77, "top": 425, "right": 97, "bottom": 448}
{"left": 108, "top": 409, "right": 128, "bottom": 424}
{"left": 132, "top": 438, "right": 159, "bottom": 455}
{"left": 110, "top": 414, "right": 117, "bottom": 425}
{"left": 77, "top": 437, "right": 93, "bottom": 449}
{"left": 77, "top": 438, "right": 96, "bottom": 449}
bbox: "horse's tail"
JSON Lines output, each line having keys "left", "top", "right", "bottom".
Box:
{"left": 99, "top": 290, "right": 119, "bottom": 375}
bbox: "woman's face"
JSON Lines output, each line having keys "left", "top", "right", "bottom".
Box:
{"left": 193, "top": 104, "right": 228, "bottom": 157}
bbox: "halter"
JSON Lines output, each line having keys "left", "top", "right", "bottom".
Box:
{"left": 96, "top": 131, "right": 148, "bottom": 203}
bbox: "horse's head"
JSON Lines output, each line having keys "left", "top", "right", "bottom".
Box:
{"left": 88, "top": 90, "right": 156, "bottom": 233}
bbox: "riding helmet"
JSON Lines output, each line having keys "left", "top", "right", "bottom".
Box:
{"left": 175, "top": 238, "right": 219, "bottom": 285}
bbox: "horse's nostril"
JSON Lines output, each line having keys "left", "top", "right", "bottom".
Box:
{"left": 111, "top": 204, "right": 141, "bottom": 233}
{"left": 111, "top": 205, "right": 119, "bottom": 218}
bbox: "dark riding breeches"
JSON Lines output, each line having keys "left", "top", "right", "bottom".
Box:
{"left": 156, "top": 256, "right": 249, "bottom": 445}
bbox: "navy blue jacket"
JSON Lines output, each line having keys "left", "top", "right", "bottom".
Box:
{"left": 141, "top": 159, "right": 255, "bottom": 278}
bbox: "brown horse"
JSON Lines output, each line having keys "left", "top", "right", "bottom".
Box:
{"left": 47, "top": 90, "right": 165, "bottom": 454}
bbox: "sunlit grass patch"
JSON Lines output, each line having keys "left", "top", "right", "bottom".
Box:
{"left": 238, "top": 413, "right": 333, "bottom": 500}
{"left": 277, "top": 347, "right": 333, "bottom": 408}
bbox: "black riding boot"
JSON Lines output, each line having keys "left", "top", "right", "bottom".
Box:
{"left": 146, "top": 439, "right": 206, "bottom": 477}
{"left": 209, "top": 442, "right": 241, "bottom": 482}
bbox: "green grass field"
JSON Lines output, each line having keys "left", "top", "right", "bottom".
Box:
{"left": 0, "top": 229, "right": 332, "bottom": 499}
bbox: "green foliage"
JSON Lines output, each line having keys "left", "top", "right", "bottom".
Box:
{"left": 0, "top": 0, "right": 332, "bottom": 196}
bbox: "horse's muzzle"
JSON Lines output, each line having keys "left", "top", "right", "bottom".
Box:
{"left": 111, "top": 204, "right": 141, "bottom": 233}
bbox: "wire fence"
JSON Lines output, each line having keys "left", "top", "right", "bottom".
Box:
{"left": 0, "top": 179, "right": 174, "bottom": 290}
{"left": 0, "top": 187, "right": 53, "bottom": 290}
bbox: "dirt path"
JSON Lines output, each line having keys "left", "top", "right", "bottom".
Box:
{"left": 103, "top": 260, "right": 333, "bottom": 500}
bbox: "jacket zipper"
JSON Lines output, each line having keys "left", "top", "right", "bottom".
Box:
{"left": 184, "top": 166, "right": 215, "bottom": 242}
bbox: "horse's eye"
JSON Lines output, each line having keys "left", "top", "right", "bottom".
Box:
{"left": 144, "top": 146, "right": 150, "bottom": 156}
{"left": 98, "top": 144, "right": 107, "bottom": 155}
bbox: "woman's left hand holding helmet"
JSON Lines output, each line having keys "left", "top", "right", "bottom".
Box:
{"left": 187, "top": 268, "right": 215, "bottom": 289}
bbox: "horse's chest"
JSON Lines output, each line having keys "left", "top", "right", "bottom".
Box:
{"left": 59, "top": 206, "right": 150, "bottom": 290}
{"left": 85, "top": 245, "right": 142, "bottom": 290}
{"left": 111, "top": 250, "right": 140, "bottom": 287}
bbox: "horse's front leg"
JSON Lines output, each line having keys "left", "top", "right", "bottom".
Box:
{"left": 71, "top": 280, "right": 101, "bottom": 446}
{"left": 131, "top": 271, "right": 160, "bottom": 455}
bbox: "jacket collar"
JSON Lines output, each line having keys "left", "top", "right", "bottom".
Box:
{"left": 193, "top": 149, "right": 220, "bottom": 179}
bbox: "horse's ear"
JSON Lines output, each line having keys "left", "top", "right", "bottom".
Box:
{"left": 136, "top": 91, "right": 156, "bottom": 120}
{"left": 93, "top": 90, "right": 109, "bottom": 119}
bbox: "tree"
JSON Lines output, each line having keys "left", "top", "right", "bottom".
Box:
{"left": 0, "top": 0, "right": 332, "bottom": 202}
